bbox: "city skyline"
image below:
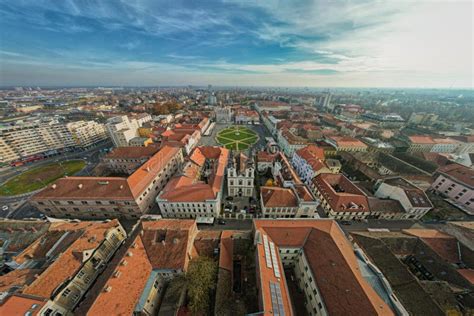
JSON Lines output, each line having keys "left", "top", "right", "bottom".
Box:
{"left": 0, "top": 0, "right": 473, "bottom": 88}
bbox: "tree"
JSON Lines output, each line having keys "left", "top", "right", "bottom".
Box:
{"left": 186, "top": 256, "right": 218, "bottom": 315}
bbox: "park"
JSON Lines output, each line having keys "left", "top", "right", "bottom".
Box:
{"left": 216, "top": 126, "right": 259, "bottom": 150}
{"left": 0, "top": 160, "right": 86, "bottom": 196}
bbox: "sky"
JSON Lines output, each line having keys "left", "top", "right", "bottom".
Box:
{"left": 0, "top": 0, "right": 472, "bottom": 88}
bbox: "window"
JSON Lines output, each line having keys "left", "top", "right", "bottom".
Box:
{"left": 62, "top": 288, "right": 71, "bottom": 297}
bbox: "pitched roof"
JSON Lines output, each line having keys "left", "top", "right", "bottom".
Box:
{"left": 261, "top": 186, "right": 298, "bottom": 208}
{"left": 140, "top": 220, "right": 197, "bottom": 271}
{"left": 402, "top": 229, "right": 461, "bottom": 263}
{"left": 296, "top": 144, "right": 325, "bottom": 161}
{"left": 254, "top": 220, "right": 393, "bottom": 316}
{"left": 0, "top": 294, "right": 47, "bottom": 316}
{"left": 382, "top": 178, "right": 432, "bottom": 208}
{"left": 160, "top": 146, "right": 228, "bottom": 202}
{"left": 103, "top": 146, "right": 160, "bottom": 159}
{"left": 313, "top": 174, "right": 370, "bottom": 212}
{"left": 408, "top": 135, "right": 435, "bottom": 144}
{"left": 22, "top": 220, "right": 122, "bottom": 298}
{"left": 0, "top": 269, "right": 42, "bottom": 293}
{"left": 85, "top": 235, "right": 152, "bottom": 316}
{"left": 436, "top": 163, "right": 474, "bottom": 188}
{"left": 33, "top": 145, "right": 180, "bottom": 201}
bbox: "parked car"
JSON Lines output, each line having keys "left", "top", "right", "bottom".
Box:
{"left": 218, "top": 219, "right": 226, "bottom": 225}
{"left": 224, "top": 208, "right": 232, "bottom": 213}
{"left": 1, "top": 205, "right": 9, "bottom": 211}
{"left": 226, "top": 196, "right": 233, "bottom": 201}
{"left": 340, "top": 220, "right": 352, "bottom": 225}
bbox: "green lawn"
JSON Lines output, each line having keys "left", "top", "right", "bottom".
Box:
{"left": 0, "top": 160, "right": 86, "bottom": 196}
{"left": 216, "top": 126, "right": 259, "bottom": 151}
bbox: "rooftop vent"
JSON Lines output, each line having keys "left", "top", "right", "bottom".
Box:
{"left": 78, "top": 184, "right": 83, "bottom": 189}
{"left": 113, "top": 271, "right": 121, "bottom": 278}
{"left": 104, "top": 285, "right": 112, "bottom": 292}
{"left": 52, "top": 184, "right": 57, "bottom": 189}
{"left": 98, "top": 181, "right": 109, "bottom": 185}
{"left": 127, "top": 251, "right": 133, "bottom": 257}
{"left": 121, "top": 260, "right": 128, "bottom": 266}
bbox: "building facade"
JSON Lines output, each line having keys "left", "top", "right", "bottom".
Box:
{"left": 31, "top": 145, "right": 184, "bottom": 219}
{"left": 227, "top": 152, "right": 255, "bottom": 197}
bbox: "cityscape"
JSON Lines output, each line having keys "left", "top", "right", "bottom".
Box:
{"left": 0, "top": 1, "right": 473, "bottom": 316}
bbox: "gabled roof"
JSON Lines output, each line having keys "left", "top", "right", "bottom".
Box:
{"left": 85, "top": 235, "right": 152, "bottom": 316}
{"left": 22, "top": 220, "right": 122, "bottom": 298}
{"left": 140, "top": 220, "right": 197, "bottom": 271}
{"left": 160, "top": 146, "right": 229, "bottom": 202}
{"left": 254, "top": 220, "right": 393, "bottom": 316}
{"left": 436, "top": 163, "right": 474, "bottom": 188}
{"left": 261, "top": 186, "right": 298, "bottom": 208}
{"left": 313, "top": 174, "right": 369, "bottom": 212}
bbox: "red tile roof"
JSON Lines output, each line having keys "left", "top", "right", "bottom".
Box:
{"left": 160, "top": 146, "right": 229, "bottom": 202}
{"left": 403, "top": 229, "right": 461, "bottom": 263}
{"left": 33, "top": 145, "right": 181, "bottom": 201}
{"left": 261, "top": 186, "right": 298, "bottom": 208}
{"left": 22, "top": 220, "right": 122, "bottom": 298}
{"left": 408, "top": 136, "right": 435, "bottom": 144}
{"left": 104, "top": 146, "right": 160, "bottom": 159}
{"left": 437, "top": 163, "right": 474, "bottom": 187}
{"left": 254, "top": 220, "right": 393, "bottom": 316}
{"left": 86, "top": 235, "right": 152, "bottom": 316}
{"left": 313, "top": 174, "right": 369, "bottom": 212}
{"left": 140, "top": 220, "right": 197, "bottom": 271}
{"left": 0, "top": 294, "right": 47, "bottom": 316}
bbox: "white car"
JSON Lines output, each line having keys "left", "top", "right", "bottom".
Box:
{"left": 1, "top": 205, "right": 9, "bottom": 211}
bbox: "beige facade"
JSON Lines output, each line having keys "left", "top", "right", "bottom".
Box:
{"left": 67, "top": 121, "right": 108, "bottom": 148}
{"left": 106, "top": 115, "right": 151, "bottom": 147}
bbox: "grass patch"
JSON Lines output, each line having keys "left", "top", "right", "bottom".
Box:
{"left": 0, "top": 160, "right": 86, "bottom": 196}
{"left": 216, "top": 126, "right": 259, "bottom": 151}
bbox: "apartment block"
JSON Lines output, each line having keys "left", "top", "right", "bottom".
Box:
{"left": 292, "top": 145, "right": 332, "bottom": 186}
{"left": 325, "top": 136, "right": 368, "bottom": 152}
{"left": 312, "top": 173, "right": 370, "bottom": 220}
{"left": 66, "top": 120, "right": 108, "bottom": 149}
{"left": 375, "top": 177, "right": 433, "bottom": 219}
{"left": 106, "top": 115, "right": 152, "bottom": 147}
{"left": 431, "top": 163, "right": 474, "bottom": 215}
{"left": 259, "top": 151, "right": 319, "bottom": 218}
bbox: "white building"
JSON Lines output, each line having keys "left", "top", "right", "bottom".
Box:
{"left": 106, "top": 114, "right": 151, "bottom": 147}
{"left": 375, "top": 177, "right": 433, "bottom": 219}
{"left": 227, "top": 152, "right": 255, "bottom": 197}
{"left": 291, "top": 145, "right": 329, "bottom": 186}
{"left": 66, "top": 120, "right": 108, "bottom": 149}
{"left": 157, "top": 146, "right": 229, "bottom": 218}
{"left": 214, "top": 106, "right": 232, "bottom": 123}
{"left": 431, "top": 164, "right": 474, "bottom": 215}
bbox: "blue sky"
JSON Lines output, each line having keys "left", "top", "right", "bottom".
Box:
{"left": 0, "top": 0, "right": 472, "bottom": 87}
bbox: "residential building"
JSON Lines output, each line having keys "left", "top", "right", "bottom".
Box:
{"left": 31, "top": 145, "right": 184, "bottom": 219}
{"left": 406, "top": 136, "right": 435, "bottom": 153}
{"left": 66, "top": 120, "right": 108, "bottom": 149}
{"left": 102, "top": 145, "right": 161, "bottom": 175}
{"left": 375, "top": 177, "right": 433, "bottom": 219}
{"left": 292, "top": 145, "right": 333, "bottom": 186}
{"left": 259, "top": 152, "right": 319, "bottom": 218}
{"left": 23, "top": 220, "right": 127, "bottom": 316}
{"left": 157, "top": 146, "right": 229, "bottom": 218}
{"left": 253, "top": 220, "right": 395, "bottom": 316}
{"left": 451, "top": 135, "right": 474, "bottom": 154}
{"left": 312, "top": 173, "right": 370, "bottom": 220}
{"left": 106, "top": 115, "right": 151, "bottom": 147}
{"left": 431, "top": 163, "right": 474, "bottom": 215}
{"left": 0, "top": 122, "right": 75, "bottom": 164}
{"left": 408, "top": 112, "right": 439, "bottom": 126}
{"left": 277, "top": 127, "right": 311, "bottom": 158}
{"left": 430, "top": 138, "right": 461, "bottom": 153}
{"left": 234, "top": 108, "right": 259, "bottom": 124}
{"left": 227, "top": 152, "right": 255, "bottom": 197}
{"left": 129, "top": 136, "right": 153, "bottom": 147}
{"left": 325, "top": 136, "right": 368, "bottom": 152}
